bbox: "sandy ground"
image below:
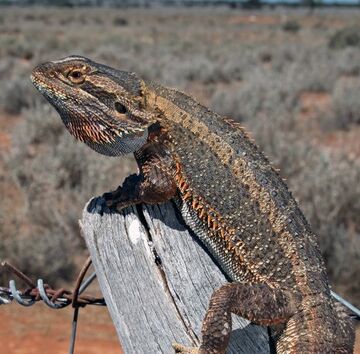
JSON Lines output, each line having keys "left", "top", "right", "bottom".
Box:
{"left": 0, "top": 302, "right": 123, "bottom": 354}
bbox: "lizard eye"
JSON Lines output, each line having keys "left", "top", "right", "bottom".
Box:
{"left": 115, "top": 102, "right": 127, "bottom": 114}
{"left": 68, "top": 69, "right": 85, "bottom": 84}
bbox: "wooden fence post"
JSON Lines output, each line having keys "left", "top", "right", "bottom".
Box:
{"left": 80, "top": 199, "right": 270, "bottom": 354}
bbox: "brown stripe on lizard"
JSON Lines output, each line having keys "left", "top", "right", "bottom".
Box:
{"left": 31, "top": 56, "right": 355, "bottom": 354}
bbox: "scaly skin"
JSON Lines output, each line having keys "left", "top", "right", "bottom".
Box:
{"left": 31, "top": 56, "right": 355, "bottom": 353}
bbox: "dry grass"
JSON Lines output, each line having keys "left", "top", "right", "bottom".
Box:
{"left": 0, "top": 7, "right": 359, "bottom": 307}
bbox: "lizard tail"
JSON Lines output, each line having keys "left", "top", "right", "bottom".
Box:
{"left": 276, "top": 300, "right": 355, "bottom": 354}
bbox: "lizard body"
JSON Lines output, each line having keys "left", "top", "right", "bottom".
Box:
{"left": 31, "top": 56, "right": 355, "bottom": 353}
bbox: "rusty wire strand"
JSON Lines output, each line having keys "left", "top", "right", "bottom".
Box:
{"left": 69, "top": 256, "right": 93, "bottom": 354}
{"left": 2, "top": 261, "right": 36, "bottom": 288}
{"left": 72, "top": 257, "right": 92, "bottom": 308}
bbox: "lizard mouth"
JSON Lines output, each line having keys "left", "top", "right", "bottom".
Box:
{"left": 31, "top": 74, "right": 48, "bottom": 93}
{"left": 31, "top": 65, "right": 69, "bottom": 102}
{"left": 30, "top": 70, "right": 44, "bottom": 90}
{"left": 31, "top": 65, "right": 52, "bottom": 95}
{"left": 31, "top": 63, "right": 47, "bottom": 85}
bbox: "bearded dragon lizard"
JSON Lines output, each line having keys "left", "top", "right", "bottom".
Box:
{"left": 31, "top": 56, "right": 355, "bottom": 353}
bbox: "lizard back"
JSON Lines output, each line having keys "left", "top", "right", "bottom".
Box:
{"left": 147, "top": 82, "right": 329, "bottom": 297}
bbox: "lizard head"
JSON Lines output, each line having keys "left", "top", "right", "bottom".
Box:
{"left": 31, "top": 55, "right": 155, "bottom": 156}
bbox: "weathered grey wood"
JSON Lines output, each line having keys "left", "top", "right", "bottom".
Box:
{"left": 81, "top": 200, "right": 270, "bottom": 354}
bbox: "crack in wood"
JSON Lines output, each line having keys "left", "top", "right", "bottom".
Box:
{"left": 136, "top": 204, "right": 200, "bottom": 345}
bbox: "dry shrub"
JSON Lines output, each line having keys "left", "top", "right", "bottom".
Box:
{"left": 282, "top": 20, "right": 301, "bottom": 33}
{"left": 329, "top": 26, "right": 360, "bottom": 50}
{"left": 331, "top": 79, "right": 360, "bottom": 129}
{"left": 0, "top": 77, "right": 38, "bottom": 115}
{"left": 0, "top": 231, "right": 76, "bottom": 286}
{"left": 113, "top": 17, "right": 128, "bottom": 26}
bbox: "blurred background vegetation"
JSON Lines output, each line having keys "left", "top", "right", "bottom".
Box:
{"left": 0, "top": 3, "right": 359, "bottom": 313}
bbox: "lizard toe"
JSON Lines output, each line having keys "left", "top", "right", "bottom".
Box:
{"left": 87, "top": 196, "right": 112, "bottom": 215}
{"left": 172, "top": 342, "right": 200, "bottom": 354}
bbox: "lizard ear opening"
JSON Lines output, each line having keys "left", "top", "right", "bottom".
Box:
{"left": 114, "top": 102, "right": 127, "bottom": 114}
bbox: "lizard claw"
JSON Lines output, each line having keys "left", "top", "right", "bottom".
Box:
{"left": 87, "top": 196, "right": 113, "bottom": 215}
{"left": 172, "top": 342, "right": 200, "bottom": 354}
{"left": 101, "top": 188, "right": 132, "bottom": 211}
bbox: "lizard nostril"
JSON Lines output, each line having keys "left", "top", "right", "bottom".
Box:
{"left": 115, "top": 102, "right": 127, "bottom": 114}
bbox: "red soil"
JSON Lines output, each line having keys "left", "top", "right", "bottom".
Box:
{"left": 0, "top": 303, "right": 123, "bottom": 354}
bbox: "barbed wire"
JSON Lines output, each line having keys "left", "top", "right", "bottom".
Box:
{"left": 0, "top": 259, "right": 104, "bottom": 354}
{"left": 0, "top": 261, "right": 104, "bottom": 308}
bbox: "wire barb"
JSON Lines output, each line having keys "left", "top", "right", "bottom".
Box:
{"left": 38, "top": 279, "right": 67, "bottom": 309}
{"left": 9, "top": 280, "right": 35, "bottom": 307}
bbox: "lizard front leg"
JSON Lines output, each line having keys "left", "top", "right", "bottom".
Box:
{"left": 104, "top": 138, "right": 177, "bottom": 211}
{"left": 174, "top": 283, "right": 299, "bottom": 354}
